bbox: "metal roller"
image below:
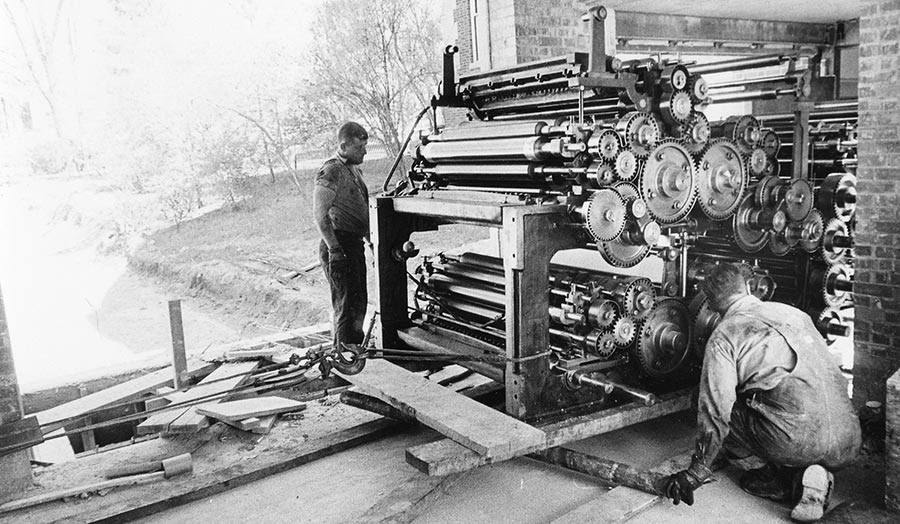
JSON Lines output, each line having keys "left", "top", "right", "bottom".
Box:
{"left": 428, "top": 121, "right": 551, "bottom": 141}
{"left": 688, "top": 54, "right": 792, "bottom": 75}
{"left": 417, "top": 136, "right": 578, "bottom": 162}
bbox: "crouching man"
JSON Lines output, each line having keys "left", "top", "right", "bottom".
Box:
{"left": 663, "top": 263, "right": 860, "bottom": 522}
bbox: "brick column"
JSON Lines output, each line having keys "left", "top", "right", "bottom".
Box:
{"left": 852, "top": 0, "right": 900, "bottom": 407}
{"left": 0, "top": 282, "right": 33, "bottom": 502}
{"left": 888, "top": 370, "right": 900, "bottom": 511}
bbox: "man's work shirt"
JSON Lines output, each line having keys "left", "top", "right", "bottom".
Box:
{"left": 314, "top": 155, "right": 370, "bottom": 236}
{"left": 691, "top": 294, "right": 858, "bottom": 475}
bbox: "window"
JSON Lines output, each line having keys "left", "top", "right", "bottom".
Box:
{"left": 469, "top": 0, "right": 490, "bottom": 69}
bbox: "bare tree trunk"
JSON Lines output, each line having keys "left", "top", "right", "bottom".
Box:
{"left": 221, "top": 104, "right": 302, "bottom": 192}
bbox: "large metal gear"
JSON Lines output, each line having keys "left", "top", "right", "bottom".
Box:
{"left": 588, "top": 128, "right": 623, "bottom": 162}
{"left": 620, "top": 276, "right": 657, "bottom": 319}
{"left": 616, "top": 111, "right": 662, "bottom": 158}
{"left": 599, "top": 182, "right": 657, "bottom": 268}
{"left": 816, "top": 172, "right": 857, "bottom": 222}
{"left": 612, "top": 315, "right": 637, "bottom": 347}
{"left": 615, "top": 150, "right": 640, "bottom": 181}
{"left": 632, "top": 298, "right": 692, "bottom": 379}
{"left": 640, "top": 140, "right": 697, "bottom": 223}
{"left": 798, "top": 209, "right": 825, "bottom": 253}
{"left": 821, "top": 218, "right": 851, "bottom": 265}
{"left": 583, "top": 187, "right": 627, "bottom": 241}
{"left": 695, "top": 138, "right": 747, "bottom": 220}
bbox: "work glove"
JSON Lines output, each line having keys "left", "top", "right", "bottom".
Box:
{"left": 663, "top": 470, "right": 703, "bottom": 506}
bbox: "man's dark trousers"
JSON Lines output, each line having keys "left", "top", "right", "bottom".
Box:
{"left": 319, "top": 230, "right": 367, "bottom": 348}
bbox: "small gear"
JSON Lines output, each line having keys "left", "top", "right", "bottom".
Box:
{"left": 676, "top": 111, "right": 711, "bottom": 153}
{"left": 759, "top": 129, "right": 781, "bottom": 158}
{"left": 612, "top": 315, "right": 637, "bottom": 347}
{"left": 623, "top": 277, "right": 657, "bottom": 320}
{"left": 583, "top": 187, "right": 628, "bottom": 242}
{"left": 695, "top": 138, "right": 747, "bottom": 220}
{"left": 798, "top": 209, "right": 825, "bottom": 253}
{"left": 755, "top": 175, "right": 785, "bottom": 207}
{"left": 815, "top": 307, "right": 850, "bottom": 342}
{"left": 588, "top": 129, "right": 623, "bottom": 162}
{"left": 782, "top": 179, "right": 814, "bottom": 222}
{"left": 632, "top": 298, "right": 692, "bottom": 379}
{"left": 640, "top": 140, "right": 697, "bottom": 223}
{"left": 587, "top": 298, "right": 620, "bottom": 329}
{"left": 816, "top": 172, "right": 857, "bottom": 222}
{"left": 713, "top": 115, "right": 761, "bottom": 155}
{"left": 599, "top": 183, "right": 654, "bottom": 267}
{"left": 747, "top": 148, "right": 767, "bottom": 177}
{"left": 768, "top": 230, "right": 793, "bottom": 256}
{"left": 687, "top": 75, "right": 709, "bottom": 103}
{"left": 659, "top": 90, "right": 693, "bottom": 126}
{"left": 586, "top": 162, "right": 616, "bottom": 187}
{"left": 733, "top": 194, "right": 770, "bottom": 253}
{"left": 822, "top": 263, "right": 853, "bottom": 307}
{"left": 585, "top": 329, "right": 618, "bottom": 358}
{"left": 661, "top": 64, "right": 690, "bottom": 91}
{"left": 820, "top": 218, "right": 851, "bottom": 265}
{"left": 762, "top": 156, "right": 780, "bottom": 178}
{"left": 615, "top": 150, "right": 640, "bottom": 181}
{"left": 616, "top": 112, "right": 662, "bottom": 158}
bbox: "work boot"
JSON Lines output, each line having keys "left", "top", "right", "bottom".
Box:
{"left": 739, "top": 463, "right": 790, "bottom": 502}
{"left": 790, "top": 465, "right": 833, "bottom": 522}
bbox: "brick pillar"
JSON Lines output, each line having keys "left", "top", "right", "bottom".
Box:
{"left": 888, "top": 370, "right": 900, "bottom": 511}
{"left": 0, "top": 282, "right": 33, "bottom": 502}
{"left": 852, "top": 0, "right": 900, "bottom": 407}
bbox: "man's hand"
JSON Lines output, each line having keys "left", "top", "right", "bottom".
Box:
{"left": 663, "top": 470, "right": 703, "bottom": 506}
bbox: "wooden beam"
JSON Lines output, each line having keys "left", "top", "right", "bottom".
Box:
{"left": 615, "top": 11, "right": 830, "bottom": 46}
{"left": 195, "top": 396, "right": 305, "bottom": 423}
{"left": 136, "top": 361, "right": 259, "bottom": 435}
{"left": 340, "top": 359, "right": 545, "bottom": 457}
{"left": 405, "top": 390, "right": 692, "bottom": 476}
{"left": 33, "top": 361, "right": 217, "bottom": 433}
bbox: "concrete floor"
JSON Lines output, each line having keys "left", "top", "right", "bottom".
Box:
{"left": 130, "top": 409, "right": 885, "bottom": 524}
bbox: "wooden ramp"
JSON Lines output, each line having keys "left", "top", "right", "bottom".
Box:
{"left": 340, "top": 359, "right": 546, "bottom": 458}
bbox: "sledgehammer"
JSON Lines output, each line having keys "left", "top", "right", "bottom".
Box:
{"left": 103, "top": 452, "right": 193, "bottom": 479}
{"left": 0, "top": 453, "right": 193, "bottom": 514}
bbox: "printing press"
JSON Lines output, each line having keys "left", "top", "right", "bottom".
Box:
{"left": 371, "top": 6, "right": 856, "bottom": 422}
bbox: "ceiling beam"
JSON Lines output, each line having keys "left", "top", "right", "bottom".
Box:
{"left": 613, "top": 11, "right": 834, "bottom": 50}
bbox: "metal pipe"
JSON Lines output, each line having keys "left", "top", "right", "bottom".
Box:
{"left": 567, "top": 370, "right": 657, "bottom": 406}
{"left": 689, "top": 54, "right": 790, "bottom": 75}
{"left": 709, "top": 88, "right": 795, "bottom": 104}
{"left": 707, "top": 74, "right": 798, "bottom": 90}
{"left": 428, "top": 121, "right": 550, "bottom": 141}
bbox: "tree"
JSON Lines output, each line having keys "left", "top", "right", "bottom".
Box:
{"left": 307, "top": 0, "right": 442, "bottom": 157}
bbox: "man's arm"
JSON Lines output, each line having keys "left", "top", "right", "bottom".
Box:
{"left": 688, "top": 337, "right": 739, "bottom": 479}
{"left": 313, "top": 183, "right": 344, "bottom": 259}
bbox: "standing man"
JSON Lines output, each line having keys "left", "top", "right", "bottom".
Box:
{"left": 314, "top": 122, "right": 371, "bottom": 353}
{"left": 663, "top": 263, "right": 860, "bottom": 523}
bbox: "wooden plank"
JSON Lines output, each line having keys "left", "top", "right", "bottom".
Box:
{"left": 30, "top": 418, "right": 400, "bottom": 524}
{"left": 195, "top": 396, "right": 305, "bottom": 422}
{"left": 200, "top": 324, "right": 331, "bottom": 361}
{"left": 340, "top": 359, "right": 545, "bottom": 457}
{"left": 137, "top": 362, "right": 259, "bottom": 435}
{"left": 405, "top": 390, "right": 692, "bottom": 476}
{"left": 249, "top": 415, "right": 277, "bottom": 435}
{"left": 426, "top": 365, "right": 472, "bottom": 385}
{"left": 33, "top": 361, "right": 217, "bottom": 432}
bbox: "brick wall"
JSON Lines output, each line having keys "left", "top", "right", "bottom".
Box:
{"left": 0, "top": 283, "right": 33, "bottom": 502}
{"left": 852, "top": 0, "right": 900, "bottom": 406}
{"left": 513, "top": 0, "right": 590, "bottom": 63}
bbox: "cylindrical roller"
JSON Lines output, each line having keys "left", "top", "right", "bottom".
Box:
{"left": 417, "top": 136, "right": 565, "bottom": 162}
{"left": 436, "top": 263, "right": 505, "bottom": 288}
{"left": 427, "top": 274, "right": 505, "bottom": 308}
{"left": 428, "top": 121, "right": 550, "bottom": 141}
{"left": 689, "top": 54, "right": 791, "bottom": 75}
{"left": 430, "top": 164, "right": 541, "bottom": 180}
